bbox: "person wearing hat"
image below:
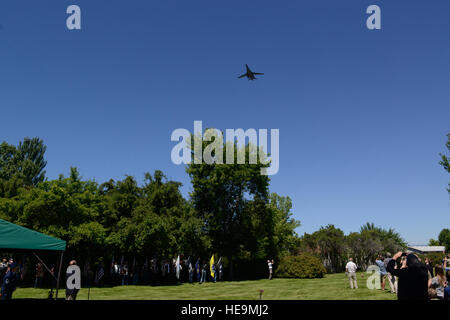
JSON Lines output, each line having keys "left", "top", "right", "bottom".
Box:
{"left": 1, "top": 263, "right": 20, "bottom": 300}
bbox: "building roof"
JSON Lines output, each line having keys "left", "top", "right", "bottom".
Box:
{"left": 407, "top": 245, "right": 445, "bottom": 253}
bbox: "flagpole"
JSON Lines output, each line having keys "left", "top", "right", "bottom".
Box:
{"left": 86, "top": 262, "right": 90, "bottom": 300}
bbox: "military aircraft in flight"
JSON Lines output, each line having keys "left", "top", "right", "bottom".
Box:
{"left": 238, "top": 64, "right": 264, "bottom": 80}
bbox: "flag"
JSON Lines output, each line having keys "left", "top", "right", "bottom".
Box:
{"left": 95, "top": 267, "right": 104, "bottom": 284}
{"left": 176, "top": 255, "right": 180, "bottom": 279}
{"left": 186, "top": 256, "right": 191, "bottom": 267}
{"left": 210, "top": 255, "right": 215, "bottom": 277}
{"left": 110, "top": 255, "right": 115, "bottom": 273}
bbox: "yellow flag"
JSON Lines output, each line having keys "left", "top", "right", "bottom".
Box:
{"left": 210, "top": 254, "right": 215, "bottom": 277}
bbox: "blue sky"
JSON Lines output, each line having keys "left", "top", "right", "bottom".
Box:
{"left": 0, "top": 0, "right": 448, "bottom": 244}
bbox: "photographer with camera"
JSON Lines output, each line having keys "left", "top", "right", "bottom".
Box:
{"left": 386, "top": 251, "right": 428, "bottom": 300}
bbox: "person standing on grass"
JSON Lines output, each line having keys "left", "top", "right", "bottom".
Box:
{"left": 375, "top": 256, "right": 388, "bottom": 291}
{"left": 188, "top": 260, "right": 194, "bottom": 284}
{"left": 66, "top": 260, "right": 80, "bottom": 300}
{"left": 200, "top": 261, "right": 207, "bottom": 283}
{"left": 34, "top": 262, "right": 44, "bottom": 288}
{"left": 384, "top": 254, "right": 397, "bottom": 293}
{"left": 121, "top": 262, "right": 129, "bottom": 285}
{"left": 267, "top": 260, "right": 274, "bottom": 280}
{"left": 212, "top": 262, "right": 217, "bottom": 283}
{"left": 345, "top": 258, "right": 358, "bottom": 289}
{"left": 195, "top": 258, "right": 201, "bottom": 283}
{"left": 218, "top": 258, "right": 223, "bottom": 281}
{"left": 112, "top": 261, "right": 120, "bottom": 286}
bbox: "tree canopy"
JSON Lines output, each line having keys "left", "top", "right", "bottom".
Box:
{"left": 0, "top": 137, "right": 47, "bottom": 191}
{"left": 0, "top": 138, "right": 299, "bottom": 280}
{"left": 299, "top": 223, "right": 406, "bottom": 272}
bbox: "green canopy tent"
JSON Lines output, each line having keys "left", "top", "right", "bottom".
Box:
{"left": 0, "top": 219, "right": 66, "bottom": 299}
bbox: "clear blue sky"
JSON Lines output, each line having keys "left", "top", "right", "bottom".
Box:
{"left": 0, "top": 0, "right": 448, "bottom": 245}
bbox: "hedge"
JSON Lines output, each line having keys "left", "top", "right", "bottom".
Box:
{"left": 275, "top": 253, "right": 326, "bottom": 279}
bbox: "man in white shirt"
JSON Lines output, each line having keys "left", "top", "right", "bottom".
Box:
{"left": 267, "top": 260, "right": 274, "bottom": 280}
{"left": 345, "top": 258, "right": 358, "bottom": 289}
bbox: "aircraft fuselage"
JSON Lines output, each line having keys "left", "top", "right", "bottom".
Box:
{"left": 239, "top": 64, "right": 262, "bottom": 80}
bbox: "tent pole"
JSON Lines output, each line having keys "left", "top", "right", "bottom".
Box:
{"left": 55, "top": 251, "right": 64, "bottom": 300}
{"left": 32, "top": 252, "right": 57, "bottom": 281}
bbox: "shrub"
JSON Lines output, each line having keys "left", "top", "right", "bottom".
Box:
{"left": 276, "top": 253, "right": 326, "bottom": 279}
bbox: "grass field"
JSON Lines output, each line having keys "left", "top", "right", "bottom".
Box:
{"left": 13, "top": 273, "right": 397, "bottom": 300}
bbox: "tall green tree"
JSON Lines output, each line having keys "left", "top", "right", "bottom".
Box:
{"left": 359, "top": 222, "right": 406, "bottom": 253}
{"left": 187, "top": 135, "right": 270, "bottom": 280}
{"left": 267, "top": 193, "right": 300, "bottom": 257}
{"left": 438, "top": 228, "right": 450, "bottom": 251}
{"left": 314, "top": 225, "right": 346, "bottom": 272}
{"left": 16, "top": 137, "right": 47, "bottom": 186}
{"left": 0, "top": 142, "right": 18, "bottom": 180}
{"left": 300, "top": 225, "right": 346, "bottom": 273}
{"left": 0, "top": 137, "right": 47, "bottom": 194}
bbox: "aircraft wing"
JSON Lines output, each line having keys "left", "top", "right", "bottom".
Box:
{"left": 253, "top": 73, "right": 264, "bottom": 75}
{"left": 238, "top": 73, "right": 247, "bottom": 78}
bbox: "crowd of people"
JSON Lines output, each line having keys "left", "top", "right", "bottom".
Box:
{"left": 2, "top": 251, "right": 449, "bottom": 301}
{"left": 107, "top": 256, "right": 225, "bottom": 287}
{"left": 346, "top": 252, "right": 450, "bottom": 300}
{"left": 0, "top": 255, "right": 229, "bottom": 300}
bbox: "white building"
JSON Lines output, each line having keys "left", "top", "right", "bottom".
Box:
{"left": 407, "top": 245, "right": 446, "bottom": 254}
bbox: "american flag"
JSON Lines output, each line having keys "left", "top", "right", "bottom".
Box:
{"left": 95, "top": 267, "right": 104, "bottom": 284}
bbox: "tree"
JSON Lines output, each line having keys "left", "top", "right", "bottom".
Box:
{"left": 187, "top": 135, "right": 270, "bottom": 280}
{"left": 0, "top": 137, "right": 47, "bottom": 193}
{"left": 359, "top": 222, "right": 406, "bottom": 252}
{"left": 267, "top": 193, "right": 301, "bottom": 257}
{"left": 315, "top": 225, "right": 346, "bottom": 272}
{"left": 300, "top": 225, "right": 346, "bottom": 273}
{"left": 0, "top": 142, "right": 18, "bottom": 181}
{"left": 105, "top": 171, "right": 209, "bottom": 259}
{"left": 438, "top": 229, "right": 450, "bottom": 252}
{"left": 428, "top": 239, "right": 440, "bottom": 246}
{"left": 0, "top": 167, "right": 106, "bottom": 261}
{"left": 439, "top": 133, "right": 450, "bottom": 194}
{"left": 16, "top": 137, "right": 47, "bottom": 186}
{"left": 297, "top": 223, "right": 407, "bottom": 272}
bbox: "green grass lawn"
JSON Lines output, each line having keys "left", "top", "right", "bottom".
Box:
{"left": 13, "top": 273, "right": 397, "bottom": 300}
